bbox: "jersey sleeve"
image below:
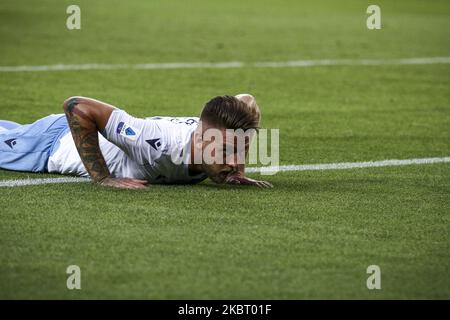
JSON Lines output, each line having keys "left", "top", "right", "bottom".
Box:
{"left": 104, "top": 109, "right": 162, "bottom": 164}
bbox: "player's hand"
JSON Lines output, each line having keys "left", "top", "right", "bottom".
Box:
{"left": 98, "top": 177, "right": 149, "bottom": 189}
{"left": 225, "top": 174, "right": 273, "bottom": 188}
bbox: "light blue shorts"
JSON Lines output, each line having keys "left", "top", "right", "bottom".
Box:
{"left": 0, "top": 114, "right": 69, "bottom": 172}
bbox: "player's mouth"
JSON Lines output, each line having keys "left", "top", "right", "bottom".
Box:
{"left": 210, "top": 170, "right": 231, "bottom": 184}
{"left": 218, "top": 168, "right": 240, "bottom": 184}
{"left": 214, "top": 172, "right": 229, "bottom": 184}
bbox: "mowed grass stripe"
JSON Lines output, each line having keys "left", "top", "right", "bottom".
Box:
{"left": 1, "top": 57, "right": 450, "bottom": 72}
{"left": 1, "top": 156, "right": 449, "bottom": 187}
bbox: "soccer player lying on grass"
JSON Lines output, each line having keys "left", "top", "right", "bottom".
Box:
{"left": 0, "top": 94, "right": 273, "bottom": 189}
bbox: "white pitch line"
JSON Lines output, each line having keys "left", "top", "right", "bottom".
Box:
{"left": 245, "top": 157, "right": 450, "bottom": 173}
{"left": 1, "top": 57, "right": 450, "bottom": 72}
{"left": 0, "top": 157, "right": 448, "bottom": 188}
{"left": 0, "top": 177, "right": 89, "bottom": 187}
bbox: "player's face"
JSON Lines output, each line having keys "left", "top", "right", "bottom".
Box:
{"left": 200, "top": 128, "right": 249, "bottom": 184}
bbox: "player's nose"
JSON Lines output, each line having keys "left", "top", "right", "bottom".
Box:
{"left": 225, "top": 156, "right": 239, "bottom": 172}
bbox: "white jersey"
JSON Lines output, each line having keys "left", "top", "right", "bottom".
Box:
{"left": 48, "top": 110, "right": 208, "bottom": 184}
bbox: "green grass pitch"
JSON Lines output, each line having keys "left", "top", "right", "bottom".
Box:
{"left": 0, "top": 0, "right": 449, "bottom": 299}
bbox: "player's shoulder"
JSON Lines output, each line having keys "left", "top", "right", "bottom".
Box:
{"left": 141, "top": 116, "right": 199, "bottom": 151}
{"left": 143, "top": 116, "right": 199, "bottom": 134}
{"left": 145, "top": 116, "right": 199, "bottom": 126}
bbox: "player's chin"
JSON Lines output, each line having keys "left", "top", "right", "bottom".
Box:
{"left": 207, "top": 170, "right": 229, "bottom": 184}
{"left": 209, "top": 174, "right": 227, "bottom": 184}
{"left": 202, "top": 165, "right": 227, "bottom": 184}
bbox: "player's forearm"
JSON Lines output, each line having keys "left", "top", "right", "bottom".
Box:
{"left": 63, "top": 97, "right": 111, "bottom": 183}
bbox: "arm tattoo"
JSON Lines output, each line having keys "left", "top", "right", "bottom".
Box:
{"left": 64, "top": 98, "right": 110, "bottom": 183}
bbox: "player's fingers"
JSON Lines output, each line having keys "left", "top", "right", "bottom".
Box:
{"left": 125, "top": 182, "right": 148, "bottom": 189}
{"left": 132, "top": 183, "right": 148, "bottom": 189}
{"left": 255, "top": 181, "right": 265, "bottom": 188}
{"left": 262, "top": 181, "right": 273, "bottom": 188}
{"left": 123, "top": 179, "right": 149, "bottom": 186}
{"left": 125, "top": 178, "right": 148, "bottom": 184}
{"left": 117, "top": 179, "right": 144, "bottom": 185}
{"left": 110, "top": 183, "right": 135, "bottom": 189}
{"left": 129, "top": 179, "right": 149, "bottom": 185}
{"left": 116, "top": 182, "right": 139, "bottom": 189}
{"left": 256, "top": 181, "right": 273, "bottom": 188}
{"left": 117, "top": 180, "right": 147, "bottom": 189}
{"left": 129, "top": 181, "right": 149, "bottom": 188}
